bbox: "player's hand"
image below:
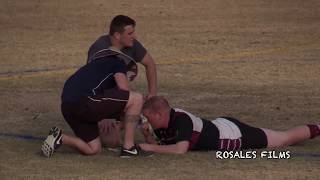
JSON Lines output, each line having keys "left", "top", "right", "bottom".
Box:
{"left": 140, "top": 122, "right": 150, "bottom": 134}
{"left": 139, "top": 122, "right": 151, "bottom": 137}
{"left": 144, "top": 93, "right": 156, "bottom": 101}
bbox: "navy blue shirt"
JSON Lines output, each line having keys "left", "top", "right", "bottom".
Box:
{"left": 87, "top": 35, "right": 147, "bottom": 63}
{"left": 62, "top": 56, "right": 127, "bottom": 103}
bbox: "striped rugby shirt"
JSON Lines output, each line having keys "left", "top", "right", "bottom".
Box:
{"left": 153, "top": 108, "right": 243, "bottom": 151}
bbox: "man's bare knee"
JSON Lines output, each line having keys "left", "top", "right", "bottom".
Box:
{"left": 83, "top": 138, "right": 102, "bottom": 155}
{"left": 83, "top": 146, "right": 101, "bottom": 155}
{"left": 92, "top": 146, "right": 102, "bottom": 154}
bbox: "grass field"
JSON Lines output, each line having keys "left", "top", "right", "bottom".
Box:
{"left": 0, "top": 0, "right": 320, "bottom": 179}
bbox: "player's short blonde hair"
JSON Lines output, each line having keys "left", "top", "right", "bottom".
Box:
{"left": 143, "top": 96, "right": 170, "bottom": 113}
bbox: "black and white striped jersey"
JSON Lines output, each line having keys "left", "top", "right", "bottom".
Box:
{"left": 153, "top": 108, "right": 267, "bottom": 151}
{"left": 153, "top": 108, "right": 221, "bottom": 151}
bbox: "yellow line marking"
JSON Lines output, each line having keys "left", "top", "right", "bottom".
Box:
{"left": 158, "top": 43, "right": 320, "bottom": 65}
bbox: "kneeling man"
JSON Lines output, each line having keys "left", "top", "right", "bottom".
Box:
{"left": 42, "top": 50, "right": 146, "bottom": 158}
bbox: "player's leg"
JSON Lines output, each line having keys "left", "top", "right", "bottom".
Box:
{"left": 218, "top": 117, "right": 268, "bottom": 150}
{"left": 122, "top": 91, "right": 143, "bottom": 150}
{"left": 42, "top": 100, "right": 104, "bottom": 157}
{"left": 61, "top": 134, "right": 101, "bottom": 155}
{"left": 86, "top": 88, "right": 149, "bottom": 156}
{"left": 120, "top": 91, "right": 153, "bottom": 157}
{"left": 42, "top": 126, "right": 102, "bottom": 157}
{"left": 262, "top": 124, "right": 320, "bottom": 148}
{"left": 86, "top": 88, "right": 133, "bottom": 148}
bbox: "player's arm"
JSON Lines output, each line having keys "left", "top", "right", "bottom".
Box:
{"left": 140, "top": 129, "right": 158, "bottom": 144}
{"left": 143, "top": 134, "right": 158, "bottom": 144}
{"left": 114, "top": 72, "right": 130, "bottom": 91}
{"left": 140, "top": 53, "right": 157, "bottom": 98}
{"left": 139, "top": 141, "right": 189, "bottom": 154}
{"left": 139, "top": 123, "right": 158, "bottom": 144}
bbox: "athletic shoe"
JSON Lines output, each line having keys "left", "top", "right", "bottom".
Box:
{"left": 136, "top": 145, "right": 154, "bottom": 157}
{"left": 41, "top": 127, "right": 62, "bottom": 158}
{"left": 120, "top": 145, "right": 153, "bottom": 158}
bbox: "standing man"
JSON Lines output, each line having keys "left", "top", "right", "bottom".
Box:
{"left": 139, "top": 96, "right": 320, "bottom": 154}
{"left": 87, "top": 15, "right": 157, "bottom": 99}
{"left": 41, "top": 51, "right": 151, "bottom": 158}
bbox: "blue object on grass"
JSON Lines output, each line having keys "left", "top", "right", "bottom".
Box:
{"left": 0, "top": 132, "right": 45, "bottom": 141}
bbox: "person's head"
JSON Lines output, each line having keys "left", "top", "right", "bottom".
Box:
{"left": 142, "top": 96, "right": 171, "bottom": 129}
{"left": 109, "top": 15, "right": 136, "bottom": 47}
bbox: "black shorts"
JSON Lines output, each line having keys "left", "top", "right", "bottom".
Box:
{"left": 61, "top": 89, "right": 129, "bottom": 142}
{"left": 221, "top": 117, "right": 268, "bottom": 150}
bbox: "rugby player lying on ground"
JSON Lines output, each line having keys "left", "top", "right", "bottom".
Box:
{"left": 137, "top": 96, "right": 320, "bottom": 154}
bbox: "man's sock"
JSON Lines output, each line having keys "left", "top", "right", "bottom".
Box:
{"left": 307, "top": 124, "right": 320, "bottom": 139}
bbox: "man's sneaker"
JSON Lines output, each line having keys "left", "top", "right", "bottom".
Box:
{"left": 120, "top": 145, "right": 153, "bottom": 158}
{"left": 136, "top": 145, "right": 154, "bottom": 157}
{"left": 41, "top": 127, "right": 62, "bottom": 158}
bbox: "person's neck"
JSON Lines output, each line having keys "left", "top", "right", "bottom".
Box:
{"left": 163, "top": 109, "right": 171, "bottom": 128}
{"left": 110, "top": 36, "right": 123, "bottom": 50}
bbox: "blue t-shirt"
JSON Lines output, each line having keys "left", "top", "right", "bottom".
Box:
{"left": 87, "top": 35, "right": 147, "bottom": 63}
{"left": 62, "top": 56, "right": 127, "bottom": 103}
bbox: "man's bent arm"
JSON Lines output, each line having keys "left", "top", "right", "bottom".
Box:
{"left": 141, "top": 53, "right": 157, "bottom": 97}
{"left": 114, "top": 73, "right": 130, "bottom": 91}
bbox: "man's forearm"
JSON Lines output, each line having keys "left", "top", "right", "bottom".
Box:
{"left": 147, "top": 143, "right": 188, "bottom": 154}
{"left": 142, "top": 53, "right": 157, "bottom": 96}
{"left": 145, "top": 62, "right": 157, "bottom": 96}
